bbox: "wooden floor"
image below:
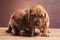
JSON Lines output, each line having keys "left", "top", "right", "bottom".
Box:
{"left": 0, "top": 27, "right": 60, "bottom": 40}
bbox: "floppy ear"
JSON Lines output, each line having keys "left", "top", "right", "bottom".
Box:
{"left": 29, "top": 9, "right": 32, "bottom": 14}
{"left": 25, "top": 10, "right": 30, "bottom": 23}
{"left": 12, "top": 16, "right": 15, "bottom": 20}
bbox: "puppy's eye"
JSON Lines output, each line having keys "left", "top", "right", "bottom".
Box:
{"left": 39, "top": 15, "right": 46, "bottom": 18}
{"left": 39, "top": 13, "right": 46, "bottom": 18}
{"left": 39, "top": 15, "right": 44, "bottom": 18}
{"left": 31, "top": 14, "right": 36, "bottom": 17}
{"left": 16, "top": 18, "right": 21, "bottom": 23}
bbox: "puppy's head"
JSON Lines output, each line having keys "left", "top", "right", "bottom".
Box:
{"left": 11, "top": 9, "right": 26, "bottom": 27}
{"left": 29, "top": 5, "right": 46, "bottom": 27}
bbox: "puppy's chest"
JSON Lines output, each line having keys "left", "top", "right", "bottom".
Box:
{"left": 21, "top": 19, "right": 27, "bottom": 29}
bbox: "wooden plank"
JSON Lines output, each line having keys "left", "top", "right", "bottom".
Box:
{"left": 0, "top": 27, "right": 60, "bottom": 40}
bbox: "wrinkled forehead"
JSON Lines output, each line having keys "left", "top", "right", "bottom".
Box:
{"left": 30, "top": 9, "right": 43, "bottom": 16}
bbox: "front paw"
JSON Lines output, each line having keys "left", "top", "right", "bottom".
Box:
{"left": 11, "top": 33, "right": 20, "bottom": 36}
{"left": 28, "top": 32, "right": 34, "bottom": 37}
{"left": 41, "top": 34, "right": 49, "bottom": 37}
{"left": 6, "top": 30, "right": 12, "bottom": 33}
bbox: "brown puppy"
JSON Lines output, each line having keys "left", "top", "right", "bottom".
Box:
{"left": 6, "top": 9, "right": 27, "bottom": 35}
{"left": 27, "top": 5, "right": 50, "bottom": 37}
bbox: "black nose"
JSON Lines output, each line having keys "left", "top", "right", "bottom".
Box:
{"left": 35, "top": 21, "right": 40, "bottom": 26}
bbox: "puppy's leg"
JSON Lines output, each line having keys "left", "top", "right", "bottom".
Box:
{"left": 29, "top": 27, "right": 35, "bottom": 37}
{"left": 41, "top": 23, "right": 49, "bottom": 37}
{"left": 31, "top": 28, "right": 35, "bottom": 37}
{"left": 6, "top": 25, "right": 12, "bottom": 33}
{"left": 13, "top": 25, "right": 20, "bottom": 36}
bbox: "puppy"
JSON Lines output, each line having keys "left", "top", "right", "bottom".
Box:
{"left": 27, "top": 5, "right": 50, "bottom": 37}
{"left": 6, "top": 9, "right": 27, "bottom": 35}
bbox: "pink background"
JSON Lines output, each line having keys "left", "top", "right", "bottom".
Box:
{"left": 0, "top": 0, "right": 60, "bottom": 28}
